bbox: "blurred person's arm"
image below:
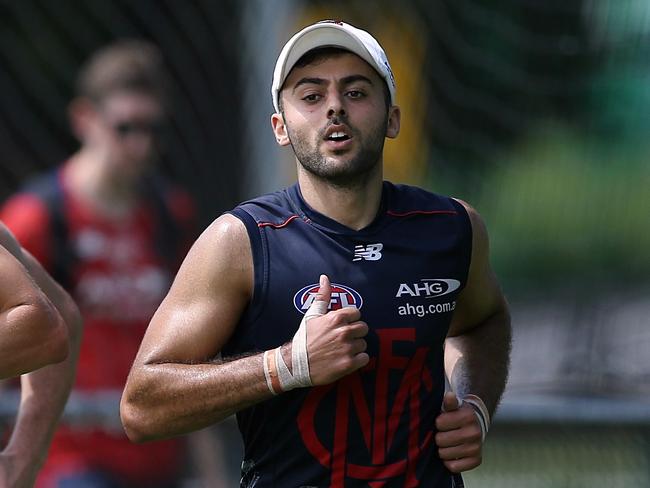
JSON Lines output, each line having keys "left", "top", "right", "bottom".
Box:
{"left": 0, "top": 223, "right": 83, "bottom": 487}
{"left": 437, "top": 201, "right": 512, "bottom": 474}
{"left": 0, "top": 224, "right": 68, "bottom": 378}
{"left": 186, "top": 428, "right": 232, "bottom": 488}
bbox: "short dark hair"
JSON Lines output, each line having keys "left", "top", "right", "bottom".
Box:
{"left": 76, "top": 39, "right": 170, "bottom": 106}
{"left": 279, "top": 46, "right": 391, "bottom": 112}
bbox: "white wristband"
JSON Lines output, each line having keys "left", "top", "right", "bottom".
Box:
{"left": 463, "top": 394, "right": 490, "bottom": 442}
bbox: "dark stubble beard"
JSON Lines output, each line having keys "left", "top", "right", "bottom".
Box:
{"left": 286, "top": 112, "right": 388, "bottom": 190}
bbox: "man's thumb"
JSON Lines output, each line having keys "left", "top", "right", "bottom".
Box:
{"left": 441, "top": 391, "right": 462, "bottom": 412}
{"left": 306, "top": 274, "right": 331, "bottom": 318}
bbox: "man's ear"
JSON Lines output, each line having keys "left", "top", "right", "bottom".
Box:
{"left": 271, "top": 112, "right": 291, "bottom": 146}
{"left": 386, "top": 105, "right": 401, "bottom": 139}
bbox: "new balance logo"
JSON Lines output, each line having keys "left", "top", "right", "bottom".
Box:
{"left": 353, "top": 243, "right": 383, "bottom": 261}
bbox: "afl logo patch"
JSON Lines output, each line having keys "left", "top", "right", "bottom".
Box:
{"left": 293, "top": 283, "right": 363, "bottom": 314}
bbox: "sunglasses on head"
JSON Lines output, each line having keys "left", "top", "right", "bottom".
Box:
{"left": 111, "top": 120, "right": 166, "bottom": 138}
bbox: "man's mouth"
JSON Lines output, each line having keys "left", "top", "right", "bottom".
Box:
{"left": 324, "top": 124, "right": 352, "bottom": 142}
{"left": 326, "top": 131, "right": 350, "bottom": 142}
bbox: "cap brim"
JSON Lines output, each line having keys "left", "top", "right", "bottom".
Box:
{"left": 280, "top": 26, "right": 376, "bottom": 86}
{"left": 273, "top": 24, "right": 380, "bottom": 112}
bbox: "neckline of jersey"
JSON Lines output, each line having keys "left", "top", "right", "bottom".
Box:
{"left": 287, "top": 182, "right": 392, "bottom": 236}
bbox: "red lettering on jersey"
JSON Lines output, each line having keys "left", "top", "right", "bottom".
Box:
{"left": 297, "top": 328, "right": 434, "bottom": 487}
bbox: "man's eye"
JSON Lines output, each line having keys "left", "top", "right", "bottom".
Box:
{"left": 303, "top": 93, "right": 321, "bottom": 102}
{"left": 347, "top": 90, "right": 365, "bottom": 98}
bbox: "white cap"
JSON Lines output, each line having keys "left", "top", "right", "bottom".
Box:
{"left": 271, "top": 20, "right": 396, "bottom": 113}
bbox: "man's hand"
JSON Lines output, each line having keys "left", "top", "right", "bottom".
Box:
{"left": 435, "top": 391, "right": 483, "bottom": 473}
{"left": 303, "top": 274, "right": 369, "bottom": 385}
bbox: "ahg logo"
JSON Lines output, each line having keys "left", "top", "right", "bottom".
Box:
{"left": 395, "top": 279, "right": 460, "bottom": 299}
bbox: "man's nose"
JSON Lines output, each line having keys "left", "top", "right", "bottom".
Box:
{"left": 327, "top": 92, "right": 346, "bottom": 119}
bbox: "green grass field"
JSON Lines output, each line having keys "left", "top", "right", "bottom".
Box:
{"left": 464, "top": 424, "right": 650, "bottom": 488}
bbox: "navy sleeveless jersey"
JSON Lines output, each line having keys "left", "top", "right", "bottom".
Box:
{"left": 226, "top": 181, "right": 472, "bottom": 488}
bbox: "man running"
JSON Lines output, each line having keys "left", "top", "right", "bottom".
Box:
{"left": 122, "top": 20, "right": 511, "bottom": 487}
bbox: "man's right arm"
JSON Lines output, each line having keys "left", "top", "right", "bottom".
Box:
{"left": 120, "top": 214, "right": 369, "bottom": 443}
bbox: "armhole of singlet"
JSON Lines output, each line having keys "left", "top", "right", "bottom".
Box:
{"left": 228, "top": 208, "right": 268, "bottom": 325}
{"left": 450, "top": 198, "right": 473, "bottom": 291}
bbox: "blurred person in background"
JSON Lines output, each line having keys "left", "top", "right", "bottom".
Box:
{"left": 121, "top": 21, "right": 511, "bottom": 487}
{"left": 0, "top": 221, "right": 82, "bottom": 487}
{"left": 0, "top": 39, "right": 216, "bottom": 487}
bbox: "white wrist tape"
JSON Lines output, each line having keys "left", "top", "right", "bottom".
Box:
{"left": 272, "top": 295, "right": 329, "bottom": 393}
{"left": 463, "top": 394, "right": 490, "bottom": 442}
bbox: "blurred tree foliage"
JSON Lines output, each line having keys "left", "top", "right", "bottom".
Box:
{"left": 421, "top": 0, "right": 650, "bottom": 295}
{"left": 479, "top": 124, "right": 650, "bottom": 293}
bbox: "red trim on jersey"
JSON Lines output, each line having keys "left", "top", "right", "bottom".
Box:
{"left": 386, "top": 209, "right": 458, "bottom": 218}
{"left": 258, "top": 214, "right": 300, "bottom": 228}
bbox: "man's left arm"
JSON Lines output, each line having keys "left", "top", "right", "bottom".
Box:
{"left": 435, "top": 200, "right": 512, "bottom": 473}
